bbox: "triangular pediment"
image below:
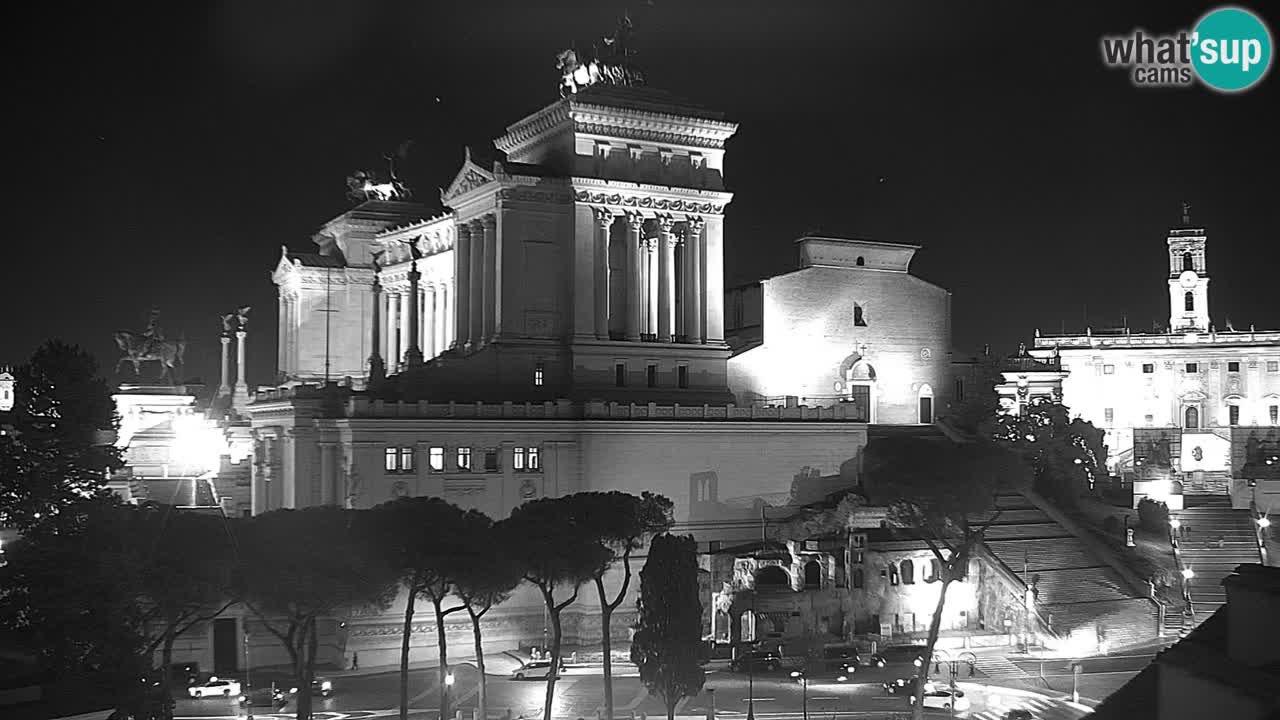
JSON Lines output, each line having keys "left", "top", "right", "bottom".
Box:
{"left": 441, "top": 148, "right": 496, "bottom": 204}
{"left": 272, "top": 246, "right": 299, "bottom": 284}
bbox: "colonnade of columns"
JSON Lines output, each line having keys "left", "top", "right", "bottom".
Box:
{"left": 453, "top": 215, "right": 498, "bottom": 351}
{"left": 374, "top": 279, "right": 454, "bottom": 374}
{"left": 597, "top": 210, "right": 709, "bottom": 344}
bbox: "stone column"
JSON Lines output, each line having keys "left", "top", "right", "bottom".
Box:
{"left": 626, "top": 214, "right": 643, "bottom": 341}
{"left": 387, "top": 291, "right": 400, "bottom": 373}
{"left": 276, "top": 293, "right": 287, "bottom": 376}
{"left": 469, "top": 219, "right": 485, "bottom": 348}
{"left": 704, "top": 215, "right": 726, "bottom": 343}
{"left": 368, "top": 276, "right": 385, "bottom": 383}
{"left": 454, "top": 223, "right": 472, "bottom": 350}
{"left": 594, "top": 208, "right": 614, "bottom": 339}
{"left": 424, "top": 285, "right": 437, "bottom": 359}
{"left": 685, "top": 217, "right": 705, "bottom": 344}
{"left": 440, "top": 283, "right": 451, "bottom": 351}
{"left": 234, "top": 330, "right": 248, "bottom": 406}
{"left": 219, "top": 334, "right": 232, "bottom": 398}
{"left": 481, "top": 214, "right": 497, "bottom": 343}
{"left": 404, "top": 263, "right": 423, "bottom": 368}
{"left": 646, "top": 238, "right": 659, "bottom": 338}
{"left": 657, "top": 217, "right": 676, "bottom": 342}
{"left": 397, "top": 291, "right": 412, "bottom": 371}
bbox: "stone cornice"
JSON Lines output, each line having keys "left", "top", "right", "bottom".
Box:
{"left": 494, "top": 102, "right": 574, "bottom": 156}
{"left": 571, "top": 177, "right": 732, "bottom": 217}
{"left": 1037, "top": 331, "right": 1280, "bottom": 351}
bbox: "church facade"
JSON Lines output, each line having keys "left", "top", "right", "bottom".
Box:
{"left": 1025, "top": 214, "right": 1280, "bottom": 510}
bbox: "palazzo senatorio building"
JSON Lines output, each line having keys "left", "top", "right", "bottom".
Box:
{"left": 1013, "top": 211, "right": 1280, "bottom": 511}
{"left": 224, "top": 51, "right": 962, "bottom": 671}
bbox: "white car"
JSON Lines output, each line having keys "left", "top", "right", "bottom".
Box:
{"left": 511, "top": 659, "right": 563, "bottom": 680}
{"left": 188, "top": 677, "right": 242, "bottom": 698}
{"left": 909, "top": 688, "right": 971, "bottom": 712}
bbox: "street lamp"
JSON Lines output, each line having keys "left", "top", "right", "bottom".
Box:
{"left": 1181, "top": 567, "right": 1195, "bottom": 580}
{"left": 789, "top": 671, "right": 808, "bottom": 720}
{"left": 443, "top": 667, "right": 455, "bottom": 719}
{"left": 243, "top": 628, "right": 253, "bottom": 720}
{"left": 1169, "top": 517, "right": 1182, "bottom": 547}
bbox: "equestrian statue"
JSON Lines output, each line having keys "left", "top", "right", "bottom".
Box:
{"left": 114, "top": 307, "right": 187, "bottom": 384}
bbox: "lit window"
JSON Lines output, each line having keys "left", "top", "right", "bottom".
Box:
{"left": 399, "top": 447, "right": 414, "bottom": 472}
{"left": 615, "top": 362, "right": 626, "bottom": 387}
{"left": 888, "top": 567, "right": 899, "bottom": 586}
{"left": 456, "top": 447, "right": 472, "bottom": 471}
{"left": 484, "top": 448, "right": 499, "bottom": 472}
{"left": 677, "top": 365, "right": 689, "bottom": 389}
{"left": 1105, "top": 408, "right": 1114, "bottom": 425}
{"left": 514, "top": 447, "right": 526, "bottom": 471}
{"left": 1185, "top": 363, "right": 1198, "bottom": 374}
{"left": 1103, "top": 365, "right": 1115, "bottom": 375}
{"left": 1229, "top": 405, "right": 1240, "bottom": 426}
{"left": 385, "top": 447, "right": 398, "bottom": 472}
{"left": 646, "top": 364, "right": 657, "bottom": 388}
{"left": 1271, "top": 405, "right": 1278, "bottom": 424}
{"left": 534, "top": 363, "right": 544, "bottom": 386}
{"left": 1142, "top": 363, "right": 1154, "bottom": 374}
{"left": 1227, "top": 361, "right": 1240, "bottom": 373}
{"left": 429, "top": 447, "right": 445, "bottom": 472}
{"left": 527, "top": 445, "right": 540, "bottom": 470}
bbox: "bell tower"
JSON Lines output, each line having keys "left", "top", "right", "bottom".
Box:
{"left": 1167, "top": 203, "right": 1210, "bottom": 333}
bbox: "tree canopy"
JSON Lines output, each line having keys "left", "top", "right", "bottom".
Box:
{"left": 992, "top": 398, "right": 1107, "bottom": 507}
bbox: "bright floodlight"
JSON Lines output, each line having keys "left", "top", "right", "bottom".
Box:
{"left": 1258, "top": 517, "right": 1272, "bottom": 529}
{"left": 445, "top": 672, "right": 455, "bottom": 686}
{"left": 790, "top": 671, "right": 801, "bottom": 678}
{"left": 1170, "top": 518, "right": 1181, "bottom": 529}
{"left": 1181, "top": 567, "right": 1195, "bottom": 580}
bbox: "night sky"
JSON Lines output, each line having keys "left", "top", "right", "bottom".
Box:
{"left": 8, "top": 1, "right": 1278, "bottom": 392}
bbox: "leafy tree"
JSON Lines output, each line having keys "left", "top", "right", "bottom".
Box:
{"left": 0, "top": 341, "right": 122, "bottom": 531}
{"left": 372, "top": 497, "right": 476, "bottom": 720}
{"left": 630, "top": 533, "right": 705, "bottom": 720}
{"left": 993, "top": 398, "right": 1107, "bottom": 508}
{"left": 132, "top": 505, "right": 237, "bottom": 719}
{"left": 861, "top": 435, "right": 1029, "bottom": 720}
{"left": 235, "top": 507, "right": 397, "bottom": 720}
{"left": 504, "top": 497, "right": 611, "bottom": 720}
{"left": 0, "top": 497, "right": 163, "bottom": 718}
{"left": 567, "top": 491, "right": 674, "bottom": 720}
{"left": 452, "top": 512, "right": 523, "bottom": 720}
{"left": 942, "top": 350, "right": 1004, "bottom": 437}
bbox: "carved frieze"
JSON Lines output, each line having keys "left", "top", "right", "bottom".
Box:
{"left": 573, "top": 190, "right": 725, "bottom": 215}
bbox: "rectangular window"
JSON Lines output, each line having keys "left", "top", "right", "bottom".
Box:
{"left": 456, "top": 447, "right": 472, "bottom": 471}
{"left": 646, "top": 363, "right": 657, "bottom": 388}
{"left": 527, "top": 445, "right": 540, "bottom": 470}
{"left": 1269, "top": 361, "right": 1279, "bottom": 373}
{"left": 1145, "top": 414, "right": 1154, "bottom": 425}
{"left": 677, "top": 365, "right": 689, "bottom": 389}
{"left": 1142, "top": 363, "right": 1154, "bottom": 374}
{"left": 1229, "top": 405, "right": 1240, "bottom": 426}
{"left": 1271, "top": 405, "right": 1279, "bottom": 424}
{"left": 615, "top": 362, "right": 626, "bottom": 387}
{"left": 398, "top": 447, "right": 414, "bottom": 472}
{"left": 514, "top": 447, "right": 526, "bottom": 471}
{"left": 533, "top": 363, "right": 544, "bottom": 386}
{"left": 385, "top": 447, "right": 398, "bottom": 472}
{"left": 1185, "top": 363, "right": 1199, "bottom": 374}
{"left": 1105, "top": 408, "right": 1114, "bottom": 424}
{"left": 429, "top": 446, "right": 445, "bottom": 472}
{"left": 1103, "top": 364, "right": 1115, "bottom": 375}
{"left": 484, "top": 448, "right": 499, "bottom": 472}
{"left": 1227, "top": 361, "right": 1241, "bottom": 373}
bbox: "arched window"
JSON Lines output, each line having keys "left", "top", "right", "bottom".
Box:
{"left": 1185, "top": 292, "right": 1194, "bottom": 312}
{"left": 1185, "top": 406, "right": 1200, "bottom": 429}
{"left": 852, "top": 568, "right": 864, "bottom": 589}
{"left": 755, "top": 565, "right": 789, "bottom": 589}
{"left": 803, "top": 560, "right": 822, "bottom": 589}
{"left": 856, "top": 256, "right": 865, "bottom": 266}
{"left": 900, "top": 559, "right": 915, "bottom": 584}
{"left": 853, "top": 304, "right": 867, "bottom": 327}
{"left": 1183, "top": 252, "right": 1194, "bottom": 271}
{"left": 926, "top": 558, "right": 941, "bottom": 583}
{"left": 918, "top": 384, "right": 935, "bottom": 424}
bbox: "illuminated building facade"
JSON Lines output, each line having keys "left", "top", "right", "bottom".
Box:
{"left": 1027, "top": 214, "right": 1280, "bottom": 510}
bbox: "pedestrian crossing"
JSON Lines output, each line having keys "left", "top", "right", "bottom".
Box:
{"left": 972, "top": 655, "right": 1030, "bottom": 679}
{"left": 970, "top": 695, "right": 1088, "bottom": 719}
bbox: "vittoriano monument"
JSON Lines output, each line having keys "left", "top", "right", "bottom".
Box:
{"left": 114, "top": 307, "right": 186, "bottom": 384}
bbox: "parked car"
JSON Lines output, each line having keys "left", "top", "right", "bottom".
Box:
{"left": 512, "top": 659, "right": 563, "bottom": 680}
{"left": 909, "top": 688, "right": 970, "bottom": 712}
{"left": 1003, "top": 710, "right": 1035, "bottom": 720}
{"left": 188, "top": 677, "right": 241, "bottom": 698}
{"left": 729, "top": 650, "right": 782, "bottom": 673}
{"left": 869, "top": 644, "right": 929, "bottom": 668}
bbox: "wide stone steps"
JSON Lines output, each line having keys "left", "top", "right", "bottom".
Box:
{"left": 1174, "top": 499, "right": 1262, "bottom": 629}
{"left": 981, "top": 538, "right": 1111, "bottom": 572}
{"left": 973, "top": 654, "right": 1029, "bottom": 679}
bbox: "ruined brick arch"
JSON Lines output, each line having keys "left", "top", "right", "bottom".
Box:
{"left": 756, "top": 565, "right": 789, "bottom": 588}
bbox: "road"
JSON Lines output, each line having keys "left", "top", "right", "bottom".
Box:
{"left": 174, "top": 660, "right": 1093, "bottom": 720}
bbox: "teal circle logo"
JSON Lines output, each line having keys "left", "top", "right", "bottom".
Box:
{"left": 1192, "top": 7, "right": 1273, "bottom": 92}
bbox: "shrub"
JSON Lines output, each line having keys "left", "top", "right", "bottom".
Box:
{"left": 1137, "top": 498, "right": 1169, "bottom": 534}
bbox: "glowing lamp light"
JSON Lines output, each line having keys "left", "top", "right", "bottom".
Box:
{"left": 790, "top": 671, "right": 802, "bottom": 678}
{"left": 837, "top": 675, "right": 848, "bottom": 682}
{"left": 1258, "top": 517, "right": 1272, "bottom": 529}
{"left": 1169, "top": 518, "right": 1181, "bottom": 530}
{"left": 172, "top": 414, "right": 225, "bottom": 475}
{"left": 1181, "top": 568, "right": 1195, "bottom": 580}
{"left": 445, "top": 672, "right": 455, "bottom": 687}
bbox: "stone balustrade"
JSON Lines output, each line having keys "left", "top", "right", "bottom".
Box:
{"left": 343, "top": 397, "right": 868, "bottom": 421}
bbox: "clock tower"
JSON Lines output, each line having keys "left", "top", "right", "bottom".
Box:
{"left": 1166, "top": 204, "right": 1210, "bottom": 332}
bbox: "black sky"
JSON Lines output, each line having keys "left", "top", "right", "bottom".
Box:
{"left": 7, "top": 0, "right": 1278, "bottom": 390}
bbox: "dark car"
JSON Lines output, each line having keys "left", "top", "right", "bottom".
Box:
{"left": 869, "top": 644, "right": 929, "bottom": 668}
{"left": 729, "top": 650, "right": 782, "bottom": 673}
{"left": 1003, "top": 710, "right": 1035, "bottom": 720}
{"left": 809, "top": 646, "right": 859, "bottom": 678}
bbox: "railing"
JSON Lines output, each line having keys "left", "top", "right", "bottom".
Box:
{"left": 341, "top": 397, "right": 873, "bottom": 422}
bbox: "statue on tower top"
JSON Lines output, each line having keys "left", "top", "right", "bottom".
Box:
{"left": 558, "top": 13, "right": 646, "bottom": 97}
{"left": 1181, "top": 201, "right": 1192, "bottom": 225}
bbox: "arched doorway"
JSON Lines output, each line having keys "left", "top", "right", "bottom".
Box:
{"left": 917, "top": 384, "right": 934, "bottom": 424}
{"left": 803, "top": 560, "right": 822, "bottom": 589}
{"left": 755, "top": 565, "right": 789, "bottom": 589}
{"left": 1185, "top": 405, "right": 1200, "bottom": 429}
{"left": 845, "top": 360, "right": 877, "bottom": 422}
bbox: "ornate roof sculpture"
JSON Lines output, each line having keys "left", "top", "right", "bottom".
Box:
{"left": 556, "top": 12, "right": 645, "bottom": 98}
